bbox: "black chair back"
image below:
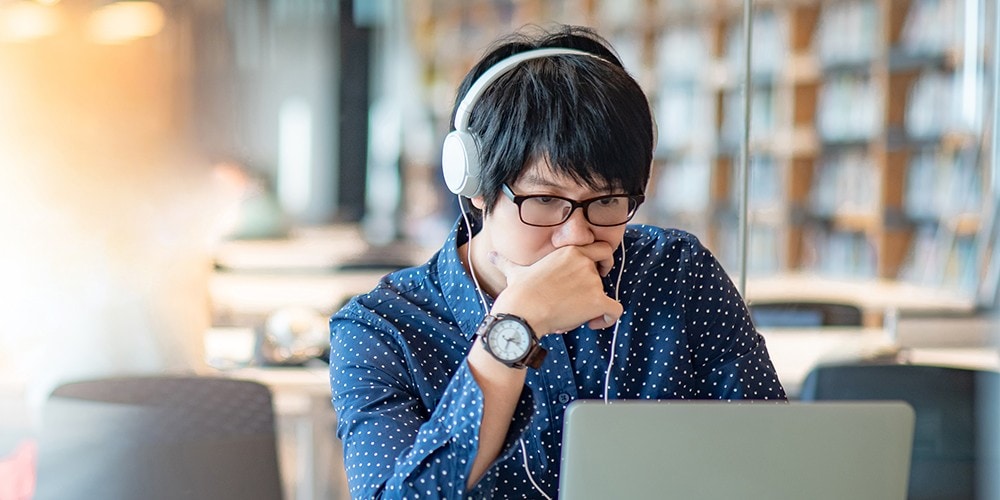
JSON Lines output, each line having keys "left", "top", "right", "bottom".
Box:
{"left": 750, "top": 302, "right": 863, "bottom": 328}
{"left": 35, "top": 375, "right": 283, "bottom": 500}
{"left": 800, "top": 364, "right": 1000, "bottom": 500}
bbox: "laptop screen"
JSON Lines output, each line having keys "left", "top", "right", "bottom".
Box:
{"left": 559, "top": 400, "right": 914, "bottom": 500}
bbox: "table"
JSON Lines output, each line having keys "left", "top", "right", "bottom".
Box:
{"left": 760, "top": 327, "right": 1000, "bottom": 397}
{"left": 760, "top": 327, "right": 895, "bottom": 397}
{"left": 746, "top": 274, "right": 978, "bottom": 327}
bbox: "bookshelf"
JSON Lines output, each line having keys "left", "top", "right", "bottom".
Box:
{"left": 402, "top": 0, "right": 995, "bottom": 306}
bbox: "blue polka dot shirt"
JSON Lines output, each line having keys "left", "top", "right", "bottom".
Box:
{"left": 329, "top": 218, "right": 786, "bottom": 499}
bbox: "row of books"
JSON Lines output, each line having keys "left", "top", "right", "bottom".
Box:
{"left": 900, "top": 0, "right": 962, "bottom": 56}
{"left": 714, "top": 224, "right": 881, "bottom": 279}
{"left": 815, "top": 0, "right": 880, "bottom": 67}
{"left": 643, "top": 0, "right": 975, "bottom": 155}
{"left": 653, "top": 153, "right": 784, "bottom": 218}
{"left": 707, "top": 221, "right": 981, "bottom": 288}
{"left": 656, "top": 70, "right": 979, "bottom": 153}
{"left": 816, "top": 75, "right": 883, "bottom": 142}
{"left": 654, "top": 83, "right": 715, "bottom": 154}
{"left": 658, "top": 147, "right": 981, "bottom": 215}
{"left": 714, "top": 222, "right": 784, "bottom": 277}
{"left": 601, "top": 0, "right": 960, "bottom": 61}
{"left": 654, "top": 84, "right": 778, "bottom": 156}
{"left": 802, "top": 224, "right": 978, "bottom": 289}
{"left": 905, "top": 71, "right": 986, "bottom": 139}
{"left": 801, "top": 228, "right": 879, "bottom": 278}
{"left": 899, "top": 227, "right": 979, "bottom": 292}
{"left": 648, "top": 0, "right": 966, "bottom": 80}
{"left": 810, "top": 149, "right": 880, "bottom": 217}
{"left": 719, "top": 87, "right": 777, "bottom": 147}
{"left": 904, "top": 146, "right": 983, "bottom": 220}
{"left": 653, "top": 142, "right": 984, "bottom": 287}
{"left": 722, "top": 8, "right": 786, "bottom": 77}
{"left": 651, "top": 154, "right": 713, "bottom": 215}
{"left": 648, "top": 2, "right": 788, "bottom": 84}
{"left": 654, "top": 26, "right": 713, "bottom": 82}
{"left": 732, "top": 155, "right": 783, "bottom": 211}
{"left": 659, "top": 145, "right": 981, "bottom": 223}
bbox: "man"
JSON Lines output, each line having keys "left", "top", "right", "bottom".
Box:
{"left": 330, "top": 24, "right": 785, "bottom": 499}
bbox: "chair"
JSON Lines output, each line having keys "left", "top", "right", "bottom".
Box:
{"left": 749, "top": 301, "right": 863, "bottom": 328}
{"left": 34, "top": 375, "right": 283, "bottom": 500}
{"left": 800, "top": 363, "right": 1000, "bottom": 500}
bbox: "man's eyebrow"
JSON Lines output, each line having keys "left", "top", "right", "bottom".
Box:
{"left": 518, "top": 172, "right": 561, "bottom": 188}
{"left": 518, "top": 172, "right": 612, "bottom": 192}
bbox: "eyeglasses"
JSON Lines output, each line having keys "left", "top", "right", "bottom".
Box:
{"left": 501, "top": 184, "right": 645, "bottom": 227}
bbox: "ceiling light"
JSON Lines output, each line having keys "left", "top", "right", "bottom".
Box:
{"left": 0, "top": 1, "right": 61, "bottom": 42}
{"left": 86, "top": 1, "right": 165, "bottom": 44}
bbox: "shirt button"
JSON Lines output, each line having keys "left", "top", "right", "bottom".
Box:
{"left": 557, "top": 393, "right": 572, "bottom": 404}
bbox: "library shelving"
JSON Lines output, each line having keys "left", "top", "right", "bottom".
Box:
{"left": 403, "top": 0, "right": 996, "bottom": 313}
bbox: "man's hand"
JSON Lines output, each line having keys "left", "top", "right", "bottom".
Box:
{"left": 488, "top": 243, "right": 623, "bottom": 335}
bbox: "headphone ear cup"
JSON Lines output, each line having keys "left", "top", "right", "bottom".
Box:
{"left": 441, "top": 130, "right": 482, "bottom": 197}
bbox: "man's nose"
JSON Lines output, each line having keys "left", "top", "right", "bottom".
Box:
{"left": 553, "top": 208, "right": 595, "bottom": 247}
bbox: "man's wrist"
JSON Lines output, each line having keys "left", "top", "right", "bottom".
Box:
{"left": 489, "top": 297, "right": 546, "bottom": 337}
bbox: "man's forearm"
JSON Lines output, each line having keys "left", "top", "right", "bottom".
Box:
{"left": 465, "top": 338, "right": 528, "bottom": 488}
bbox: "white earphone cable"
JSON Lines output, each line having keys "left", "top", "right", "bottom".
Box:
{"left": 460, "top": 196, "right": 490, "bottom": 312}
{"left": 603, "top": 240, "right": 626, "bottom": 404}
{"left": 520, "top": 438, "right": 553, "bottom": 500}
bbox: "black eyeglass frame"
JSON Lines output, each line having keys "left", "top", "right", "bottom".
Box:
{"left": 501, "top": 184, "right": 645, "bottom": 227}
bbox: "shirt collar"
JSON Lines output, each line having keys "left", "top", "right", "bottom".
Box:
{"left": 439, "top": 215, "right": 492, "bottom": 340}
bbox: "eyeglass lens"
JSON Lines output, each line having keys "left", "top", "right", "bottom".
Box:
{"left": 519, "top": 196, "right": 634, "bottom": 226}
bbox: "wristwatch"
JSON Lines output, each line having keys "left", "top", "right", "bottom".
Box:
{"left": 476, "top": 313, "right": 547, "bottom": 369}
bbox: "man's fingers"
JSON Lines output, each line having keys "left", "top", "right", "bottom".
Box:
{"left": 488, "top": 251, "right": 522, "bottom": 278}
{"left": 586, "top": 313, "right": 618, "bottom": 330}
{"left": 575, "top": 242, "right": 615, "bottom": 262}
{"left": 586, "top": 301, "right": 624, "bottom": 330}
{"left": 595, "top": 256, "right": 614, "bottom": 277}
{"left": 573, "top": 242, "right": 617, "bottom": 276}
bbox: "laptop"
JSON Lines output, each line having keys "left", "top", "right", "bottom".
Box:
{"left": 559, "top": 400, "right": 914, "bottom": 500}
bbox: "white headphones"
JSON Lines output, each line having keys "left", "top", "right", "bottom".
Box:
{"left": 441, "top": 47, "right": 596, "bottom": 198}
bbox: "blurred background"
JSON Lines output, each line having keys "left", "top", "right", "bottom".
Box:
{"left": 1, "top": 0, "right": 999, "bottom": 498}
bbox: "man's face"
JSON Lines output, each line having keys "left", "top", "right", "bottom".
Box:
{"left": 474, "top": 161, "right": 629, "bottom": 268}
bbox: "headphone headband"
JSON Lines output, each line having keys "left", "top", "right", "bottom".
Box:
{"left": 442, "top": 47, "right": 598, "bottom": 197}
{"left": 452, "top": 47, "right": 596, "bottom": 132}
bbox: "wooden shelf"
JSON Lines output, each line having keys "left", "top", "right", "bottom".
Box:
{"left": 829, "top": 212, "right": 880, "bottom": 232}
{"left": 783, "top": 53, "right": 822, "bottom": 84}
{"left": 950, "top": 213, "right": 982, "bottom": 236}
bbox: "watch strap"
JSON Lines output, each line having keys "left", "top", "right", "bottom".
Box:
{"left": 516, "top": 342, "right": 547, "bottom": 370}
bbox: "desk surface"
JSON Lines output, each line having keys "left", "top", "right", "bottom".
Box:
{"left": 759, "top": 327, "right": 1000, "bottom": 397}
{"left": 210, "top": 226, "right": 434, "bottom": 318}
{"left": 746, "top": 273, "right": 978, "bottom": 315}
{"left": 760, "top": 328, "right": 895, "bottom": 397}
{"left": 210, "top": 271, "right": 387, "bottom": 317}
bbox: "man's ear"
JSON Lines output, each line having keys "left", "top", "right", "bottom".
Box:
{"left": 470, "top": 196, "right": 486, "bottom": 211}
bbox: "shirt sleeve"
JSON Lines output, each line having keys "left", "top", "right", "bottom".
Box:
{"left": 677, "top": 235, "right": 787, "bottom": 400}
{"left": 329, "top": 306, "right": 535, "bottom": 499}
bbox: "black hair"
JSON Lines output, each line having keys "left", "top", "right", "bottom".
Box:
{"left": 450, "top": 24, "right": 655, "bottom": 214}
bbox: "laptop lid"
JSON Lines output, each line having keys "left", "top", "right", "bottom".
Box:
{"left": 559, "top": 400, "right": 914, "bottom": 500}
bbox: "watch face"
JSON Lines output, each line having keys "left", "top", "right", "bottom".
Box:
{"left": 486, "top": 319, "right": 531, "bottom": 362}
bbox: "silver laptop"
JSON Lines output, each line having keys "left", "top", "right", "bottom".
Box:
{"left": 559, "top": 400, "right": 914, "bottom": 500}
